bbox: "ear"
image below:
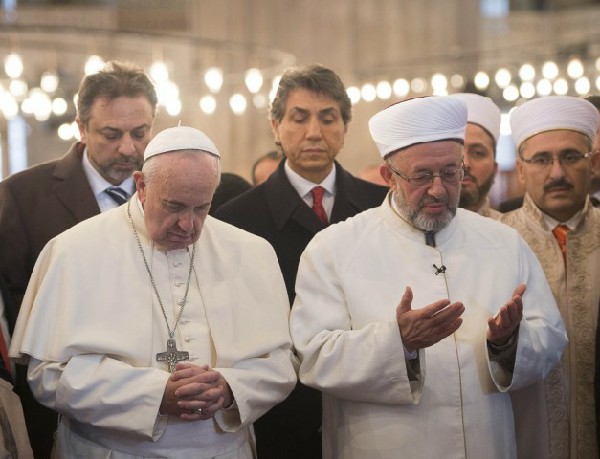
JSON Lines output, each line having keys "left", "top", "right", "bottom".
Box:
{"left": 380, "top": 163, "right": 394, "bottom": 187}
{"left": 591, "top": 151, "right": 600, "bottom": 179}
{"left": 76, "top": 118, "right": 87, "bottom": 143}
{"left": 515, "top": 158, "right": 526, "bottom": 185}
{"left": 133, "top": 171, "right": 146, "bottom": 204}
{"left": 270, "top": 118, "right": 281, "bottom": 145}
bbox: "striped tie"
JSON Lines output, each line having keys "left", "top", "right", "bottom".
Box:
{"left": 105, "top": 186, "right": 129, "bottom": 206}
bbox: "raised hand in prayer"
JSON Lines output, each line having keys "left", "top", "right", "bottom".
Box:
{"left": 486, "top": 283, "right": 525, "bottom": 346}
{"left": 160, "top": 362, "right": 234, "bottom": 421}
{"left": 396, "top": 286, "right": 465, "bottom": 353}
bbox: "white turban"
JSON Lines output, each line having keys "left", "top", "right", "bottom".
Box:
{"left": 450, "top": 93, "right": 501, "bottom": 143}
{"left": 369, "top": 96, "right": 467, "bottom": 158}
{"left": 510, "top": 96, "right": 600, "bottom": 148}
{"left": 144, "top": 126, "right": 221, "bottom": 161}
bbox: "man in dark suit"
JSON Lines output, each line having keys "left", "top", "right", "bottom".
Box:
{"left": 0, "top": 60, "right": 157, "bottom": 458}
{"left": 215, "top": 64, "right": 388, "bottom": 459}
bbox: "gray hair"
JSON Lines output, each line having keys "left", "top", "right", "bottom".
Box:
{"left": 269, "top": 64, "right": 351, "bottom": 125}
{"left": 77, "top": 60, "right": 158, "bottom": 126}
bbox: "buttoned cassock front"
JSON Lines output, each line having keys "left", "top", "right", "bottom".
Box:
{"left": 9, "top": 195, "right": 297, "bottom": 458}
{"left": 290, "top": 197, "right": 567, "bottom": 459}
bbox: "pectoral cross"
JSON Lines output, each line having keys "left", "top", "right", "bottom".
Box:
{"left": 156, "top": 338, "right": 189, "bottom": 373}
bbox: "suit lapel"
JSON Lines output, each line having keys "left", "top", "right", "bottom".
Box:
{"left": 51, "top": 143, "right": 100, "bottom": 221}
{"left": 265, "top": 160, "right": 324, "bottom": 233}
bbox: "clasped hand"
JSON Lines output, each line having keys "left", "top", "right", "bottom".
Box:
{"left": 161, "top": 362, "right": 233, "bottom": 421}
{"left": 486, "top": 284, "right": 525, "bottom": 346}
{"left": 396, "top": 286, "right": 465, "bottom": 353}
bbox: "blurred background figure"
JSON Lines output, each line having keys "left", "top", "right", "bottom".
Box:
{"left": 450, "top": 93, "right": 501, "bottom": 218}
{"left": 252, "top": 150, "right": 283, "bottom": 186}
{"left": 358, "top": 163, "right": 388, "bottom": 187}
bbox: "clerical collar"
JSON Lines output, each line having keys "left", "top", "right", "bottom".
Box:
{"left": 542, "top": 207, "right": 583, "bottom": 232}
{"left": 82, "top": 147, "right": 135, "bottom": 198}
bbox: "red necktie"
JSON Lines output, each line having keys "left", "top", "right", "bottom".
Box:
{"left": 552, "top": 224, "right": 569, "bottom": 265}
{"left": 311, "top": 186, "right": 328, "bottom": 225}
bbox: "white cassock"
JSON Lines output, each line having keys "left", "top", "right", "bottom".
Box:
{"left": 10, "top": 195, "right": 297, "bottom": 458}
{"left": 290, "top": 196, "right": 567, "bottom": 459}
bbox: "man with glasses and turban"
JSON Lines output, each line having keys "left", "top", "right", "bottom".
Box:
{"left": 501, "top": 96, "right": 600, "bottom": 459}
{"left": 289, "top": 96, "right": 567, "bottom": 458}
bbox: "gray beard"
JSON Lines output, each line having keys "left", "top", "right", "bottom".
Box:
{"left": 392, "top": 186, "right": 459, "bottom": 232}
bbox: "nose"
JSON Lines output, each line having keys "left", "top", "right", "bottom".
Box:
{"left": 305, "top": 118, "right": 323, "bottom": 140}
{"left": 548, "top": 157, "right": 567, "bottom": 180}
{"left": 118, "top": 133, "right": 137, "bottom": 156}
{"left": 463, "top": 154, "right": 471, "bottom": 169}
{"left": 178, "top": 211, "right": 195, "bottom": 233}
{"left": 427, "top": 175, "right": 447, "bottom": 199}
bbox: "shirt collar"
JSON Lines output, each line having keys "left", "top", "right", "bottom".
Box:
{"left": 284, "top": 160, "right": 336, "bottom": 198}
{"left": 82, "top": 147, "right": 135, "bottom": 198}
{"left": 542, "top": 207, "right": 584, "bottom": 231}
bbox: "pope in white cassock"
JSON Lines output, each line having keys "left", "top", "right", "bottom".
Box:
{"left": 289, "top": 96, "right": 568, "bottom": 459}
{"left": 9, "top": 126, "right": 298, "bottom": 458}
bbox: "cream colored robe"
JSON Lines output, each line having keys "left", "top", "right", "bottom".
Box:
{"left": 501, "top": 194, "right": 600, "bottom": 459}
{"left": 9, "top": 196, "right": 297, "bottom": 458}
{"left": 290, "top": 198, "right": 567, "bottom": 459}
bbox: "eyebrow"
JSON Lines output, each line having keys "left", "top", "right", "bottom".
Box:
{"left": 98, "top": 123, "right": 150, "bottom": 133}
{"left": 288, "top": 106, "right": 339, "bottom": 117}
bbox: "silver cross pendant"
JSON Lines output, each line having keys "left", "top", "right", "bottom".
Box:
{"left": 156, "top": 338, "right": 189, "bottom": 373}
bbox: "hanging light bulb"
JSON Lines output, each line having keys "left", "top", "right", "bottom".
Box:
{"left": 450, "top": 74, "right": 465, "bottom": 89}
{"left": 40, "top": 71, "right": 59, "bottom": 93}
{"left": 84, "top": 55, "right": 105, "bottom": 76}
{"left": 58, "top": 122, "right": 75, "bottom": 141}
{"left": 392, "top": 78, "right": 410, "bottom": 97}
{"left": 149, "top": 60, "right": 169, "bottom": 83}
{"left": 574, "top": 76, "right": 590, "bottom": 95}
{"left": 346, "top": 86, "right": 361, "bottom": 104}
{"left": 542, "top": 61, "right": 559, "bottom": 80}
{"left": 244, "top": 68, "right": 263, "bottom": 94}
{"left": 519, "top": 64, "right": 536, "bottom": 82}
{"left": 199, "top": 95, "right": 217, "bottom": 115}
{"left": 536, "top": 79, "right": 553, "bottom": 96}
{"left": 494, "top": 68, "right": 512, "bottom": 89}
{"left": 4, "top": 54, "right": 23, "bottom": 79}
{"left": 361, "top": 83, "right": 376, "bottom": 102}
{"left": 567, "top": 58, "right": 584, "bottom": 79}
{"left": 376, "top": 81, "right": 392, "bottom": 99}
{"left": 52, "top": 97, "right": 68, "bottom": 116}
{"left": 229, "top": 93, "right": 247, "bottom": 115}
{"left": 502, "top": 84, "right": 519, "bottom": 102}
{"left": 474, "top": 71, "right": 490, "bottom": 90}
{"left": 431, "top": 73, "right": 448, "bottom": 92}
{"left": 520, "top": 82, "right": 536, "bottom": 99}
{"left": 410, "top": 77, "right": 427, "bottom": 93}
{"left": 553, "top": 78, "right": 568, "bottom": 95}
{"left": 204, "top": 67, "right": 224, "bottom": 94}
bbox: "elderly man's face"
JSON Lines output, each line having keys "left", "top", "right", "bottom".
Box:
{"left": 516, "top": 130, "right": 593, "bottom": 222}
{"left": 134, "top": 152, "right": 219, "bottom": 251}
{"left": 271, "top": 88, "right": 346, "bottom": 183}
{"left": 78, "top": 96, "right": 154, "bottom": 185}
{"left": 459, "top": 123, "right": 497, "bottom": 211}
{"left": 381, "top": 141, "right": 463, "bottom": 232}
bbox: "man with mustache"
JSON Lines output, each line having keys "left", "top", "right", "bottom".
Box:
{"left": 215, "top": 64, "right": 388, "bottom": 458}
{"left": 0, "top": 60, "right": 157, "bottom": 458}
{"left": 290, "top": 96, "right": 566, "bottom": 458}
{"left": 450, "top": 93, "right": 501, "bottom": 218}
{"left": 501, "top": 96, "right": 600, "bottom": 458}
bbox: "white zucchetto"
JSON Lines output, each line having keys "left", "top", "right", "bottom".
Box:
{"left": 510, "top": 96, "right": 600, "bottom": 149}
{"left": 450, "top": 93, "right": 501, "bottom": 143}
{"left": 144, "top": 126, "right": 221, "bottom": 161}
{"left": 369, "top": 96, "right": 467, "bottom": 158}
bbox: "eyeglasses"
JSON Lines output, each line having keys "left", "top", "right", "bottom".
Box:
{"left": 519, "top": 151, "right": 594, "bottom": 168}
{"left": 388, "top": 161, "right": 465, "bottom": 187}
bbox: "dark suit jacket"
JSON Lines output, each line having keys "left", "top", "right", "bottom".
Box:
{"left": 215, "top": 159, "right": 388, "bottom": 459}
{"left": 0, "top": 142, "right": 99, "bottom": 459}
